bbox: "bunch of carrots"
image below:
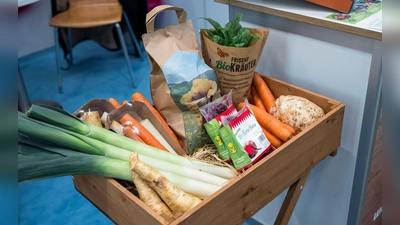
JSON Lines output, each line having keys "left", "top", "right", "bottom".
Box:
{"left": 239, "top": 72, "right": 296, "bottom": 148}
{"left": 108, "top": 92, "right": 180, "bottom": 153}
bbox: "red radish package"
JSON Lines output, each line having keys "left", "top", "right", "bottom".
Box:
{"left": 219, "top": 100, "right": 272, "bottom": 172}
{"left": 200, "top": 91, "right": 234, "bottom": 123}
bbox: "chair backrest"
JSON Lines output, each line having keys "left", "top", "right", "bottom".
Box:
{"left": 69, "top": 0, "right": 119, "bottom": 7}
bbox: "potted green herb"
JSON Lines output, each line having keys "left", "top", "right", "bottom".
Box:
{"left": 199, "top": 13, "right": 269, "bottom": 106}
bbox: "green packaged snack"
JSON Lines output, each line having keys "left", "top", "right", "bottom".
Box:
{"left": 219, "top": 125, "right": 252, "bottom": 171}
{"left": 204, "top": 119, "right": 229, "bottom": 161}
{"left": 203, "top": 105, "right": 237, "bottom": 161}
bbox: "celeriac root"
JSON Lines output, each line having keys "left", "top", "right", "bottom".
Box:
{"left": 130, "top": 171, "right": 173, "bottom": 221}
{"left": 129, "top": 152, "right": 202, "bottom": 215}
{"left": 80, "top": 111, "right": 102, "bottom": 127}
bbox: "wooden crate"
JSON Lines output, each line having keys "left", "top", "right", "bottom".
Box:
{"left": 73, "top": 74, "right": 345, "bottom": 225}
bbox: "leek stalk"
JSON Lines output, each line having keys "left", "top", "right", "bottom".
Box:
{"left": 18, "top": 113, "right": 229, "bottom": 186}
{"left": 18, "top": 105, "right": 238, "bottom": 199}
{"left": 26, "top": 104, "right": 237, "bottom": 179}
{"left": 18, "top": 137, "right": 132, "bottom": 182}
{"left": 18, "top": 136, "right": 222, "bottom": 199}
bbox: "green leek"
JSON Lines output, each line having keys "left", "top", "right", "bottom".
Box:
{"left": 25, "top": 104, "right": 237, "bottom": 179}
{"left": 18, "top": 113, "right": 229, "bottom": 186}
{"left": 18, "top": 135, "right": 222, "bottom": 199}
{"left": 18, "top": 136, "right": 132, "bottom": 182}
{"left": 18, "top": 105, "right": 238, "bottom": 199}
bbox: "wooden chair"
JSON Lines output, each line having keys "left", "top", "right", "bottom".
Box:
{"left": 49, "top": 0, "right": 144, "bottom": 93}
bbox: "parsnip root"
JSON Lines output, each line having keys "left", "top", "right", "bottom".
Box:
{"left": 130, "top": 171, "right": 173, "bottom": 221}
{"left": 129, "top": 152, "right": 202, "bottom": 215}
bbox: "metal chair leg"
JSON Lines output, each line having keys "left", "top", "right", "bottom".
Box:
{"left": 60, "top": 28, "right": 70, "bottom": 71}
{"left": 123, "top": 11, "right": 145, "bottom": 61}
{"left": 54, "top": 27, "right": 63, "bottom": 93}
{"left": 115, "top": 23, "right": 136, "bottom": 88}
{"left": 68, "top": 28, "right": 73, "bottom": 65}
{"left": 19, "top": 65, "right": 63, "bottom": 110}
{"left": 18, "top": 66, "right": 32, "bottom": 113}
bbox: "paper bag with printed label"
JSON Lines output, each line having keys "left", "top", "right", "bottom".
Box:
{"left": 200, "top": 28, "right": 269, "bottom": 107}
{"left": 142, "top": 5, "right": 220, "bottom": 154}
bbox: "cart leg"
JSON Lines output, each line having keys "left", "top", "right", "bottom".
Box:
{"left": 274, "top": 169, "right": 311, "bottom": 225}
{"left": 330, "top": 148, "right": 338, "bottom": 157}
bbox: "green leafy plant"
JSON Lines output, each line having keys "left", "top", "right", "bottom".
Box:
{"left": 200, "top": 13, "right": 260, "bottom": 47}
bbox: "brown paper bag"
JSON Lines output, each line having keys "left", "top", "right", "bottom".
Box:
{"left": 142, "top": 5, "right": 220, "bottom": 154}
{"left": 200, "top": 28, "right": 269, "bottom": 106}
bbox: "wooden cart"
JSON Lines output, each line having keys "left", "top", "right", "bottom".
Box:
{"left": 73, "top": 74, "right": 345, "bottom": 225}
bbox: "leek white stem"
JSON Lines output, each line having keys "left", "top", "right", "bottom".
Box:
{"left": 26, "top": 105, "right": 238, "bottom": 179}
{"left": 18, "top": 140, "right": 221, "bottom": 199}
{"left": 18, "top": 113, "right": 229, "bottom": 199}
{"left": 158, "top": 170, "right": 222, "bottom": 200}
{"left": 19, "top": 114, "right": 226, "bottom": 186}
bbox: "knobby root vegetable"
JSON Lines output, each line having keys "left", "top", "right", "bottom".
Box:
{"left": 109, "top": 120, "right": 125, "bottom": 135}
{"left": 80, "top": 111, "right": 102, "bottom": 128}
{"left": 129, "top": 153, "right": 202, "bottom": 215}
{"left": 130, "top": 171, "right": 174, "bottom": 221}
{"left": 270, "top": 95, "right": 325, "bottom": 134}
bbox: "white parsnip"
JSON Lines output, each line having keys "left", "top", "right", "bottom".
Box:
{"left": 129, "top": 153, "right": 202, "bottom": 215}
{"left": 130, "top": 171, "right": 173, "bottom": 221}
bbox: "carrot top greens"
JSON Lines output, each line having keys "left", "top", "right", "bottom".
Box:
{"left": 200, "top": 13, "right": 260, "bottom": 47}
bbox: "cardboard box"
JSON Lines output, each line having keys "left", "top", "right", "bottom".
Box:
{"left": 73, "top": 74, "right": 345, "bottom": 225}
{"left": 307, "top": 0, "right": 354, "bottom": 13}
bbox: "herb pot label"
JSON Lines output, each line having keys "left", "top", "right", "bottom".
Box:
{"left": 200, "top": 28, "right": 269, "bottom": 107}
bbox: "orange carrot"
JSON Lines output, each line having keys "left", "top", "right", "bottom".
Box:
{"left": 108, "top": 98, "right": 122, "bottom": 109}
{"left": 120, "top": 113, "right": 169, "bottom": 152}
{"left": 283, "top": 123, "right": 296, "bottom": 135}
{"left": 122, "top": 100, "right": 128, "bottom": 105}
{"left": 238, "top": 102, "right": 292, "bottom": 142}
{"left": 252, "top": 72, "right": 275, "bottom": 113}
{"left": 123, "top": 125, "right": 145, "bottom": 143}
{"left": 109, "top": 97, "right": 169, "bottom": 151}
{"left": 261, "top": 126, "right": 283, "bottom": 148}
{"left": 131, "top": 92, "right": 180, "bottom": 145}
{"left": 251, "top": 86, "right": 267, "bottom": 111}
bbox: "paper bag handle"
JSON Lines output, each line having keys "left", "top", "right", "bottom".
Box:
{"left": 146, "top": 5, "right": 187, "bottom": 33}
